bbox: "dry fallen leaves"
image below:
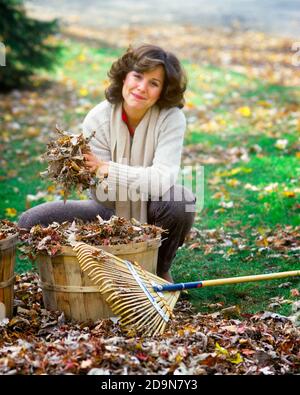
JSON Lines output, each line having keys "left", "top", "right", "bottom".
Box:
{"left": 19, "top": 216, "right": 165, "bottom": 260}
{"left": 40, "top": 126, "right": 96, "bottom": 201}
{"left": 0, "top": 272, "right": 299, "bottom": 375}
{"left": 182, "top": 144, "right": 257, "bottom": 166}
{"left": 184, "top": 225, "right": 300, "bottom": 261}
{"left": 64, "top": 24, "right": 300, "bottom": 87}
{"left": 0, "top": 219, "right": 19, "bottom": 240}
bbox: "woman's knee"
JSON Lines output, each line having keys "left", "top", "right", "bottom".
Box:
{"left": 17, "top": 203, "right": 51, "bottom": 229}
{"left": 18, "top": 210, "right": 33, "bottom": 229}
{"left": 148, "top": 185, "right": 196, "bottom": 225}
{"left": 18, "top": 200, "right": 114, "bottom": 230}
{"left": 164, "top": 185, "right": 196, "bottom": 217}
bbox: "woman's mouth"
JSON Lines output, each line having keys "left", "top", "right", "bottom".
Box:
{"left": 131, "top": 92, "right": 146, "bottom": 100}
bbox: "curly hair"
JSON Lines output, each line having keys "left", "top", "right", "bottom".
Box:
{"left": 105, "top": 44, "right": 187, "bottom": 109}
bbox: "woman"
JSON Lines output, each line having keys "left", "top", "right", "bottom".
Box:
{"left": 18, "top": 44, "right": 196, "bottom": 282}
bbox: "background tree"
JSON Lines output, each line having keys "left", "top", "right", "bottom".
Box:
{"left": 0, "top": 0, "right": 62, "bottom": 91}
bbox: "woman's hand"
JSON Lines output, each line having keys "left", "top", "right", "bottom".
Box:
{"left": 83, "top": 152, "right": 109, "bottom": 176}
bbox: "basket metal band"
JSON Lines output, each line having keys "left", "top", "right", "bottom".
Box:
{"left": 0, "top": 275, "right": 15, "bottom": 288}
{"left": 39, "top": 281, "right": 100, "bottom": 293}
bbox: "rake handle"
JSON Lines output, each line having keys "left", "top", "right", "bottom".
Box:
{"left": 153, "top": 270, "right": 300, "bottom": 292}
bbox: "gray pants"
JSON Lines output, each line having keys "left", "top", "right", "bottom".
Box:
{"left": 18, "top": 185, "right": 196, "bottom": 273}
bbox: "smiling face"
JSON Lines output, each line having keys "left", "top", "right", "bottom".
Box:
{"left": 122, "top": 65, "right": 165, "bottom": 120}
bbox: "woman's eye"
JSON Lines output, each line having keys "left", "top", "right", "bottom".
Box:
{"left": 151, "top": 82, "right": 159, "bottom": 87}
{"left": 133, "top": 73, "right": 142, "bottom": 79}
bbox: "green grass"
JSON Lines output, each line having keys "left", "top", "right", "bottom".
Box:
{"left": 1, "top": 36, "right": 299, "bottom": 316}
{"left": 173, "top": 247, "right": 299, "bottom": 316}
{"left": 173, "top": 61, "right": 300, "bottom": 316}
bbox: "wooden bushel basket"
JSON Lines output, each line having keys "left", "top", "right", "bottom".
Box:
{"left": 35, "top": 237, "right": 161, "bottom": 322}
{"left": 0, "top": 234, "right": 18, "bottom": 320}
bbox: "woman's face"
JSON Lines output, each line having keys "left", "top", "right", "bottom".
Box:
{"left": 122, "top": 65, "right": 165, "bottom": 114}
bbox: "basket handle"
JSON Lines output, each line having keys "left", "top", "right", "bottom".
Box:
{"left": 147, "top": 237, "right": 162, "bottom": 249}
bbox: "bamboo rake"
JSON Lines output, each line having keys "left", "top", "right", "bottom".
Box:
{"left": 73, "top": 242, "right": 300, "bottom": 337}
{"left": 73, "top": 242, "right": 180, "bottom": 336}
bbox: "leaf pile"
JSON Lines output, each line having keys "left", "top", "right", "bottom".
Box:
{"left": 254, "top": 225, "right": 300, "bottom": 253}
{"left": 182, "top": 144, "right": 262, "bottom": 165}
{"left": 184, "top": 225, "right": 300, "bottom": 261}
{"left": 0, "top": 272, "right": 299, "bottom": 375}
{"left": 19, "top": 216, "right": 165, "bottom": 259}
{"left": 86, "top": 25, "right": 300, "bottom": 87}
{"left": 40, "top": 126, "right": 96, "bottom": 200}
{"left": 0, "top": 219, "right": 19, "bottom": 240}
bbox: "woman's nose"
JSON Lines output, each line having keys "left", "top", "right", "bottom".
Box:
{"left": 137, "top": 79, "right": 147, "bottom": 92}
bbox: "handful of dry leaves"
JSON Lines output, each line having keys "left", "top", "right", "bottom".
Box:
{"left": 40, "top": 126, "right": 96, "bottom": 200}
{"left": 0, "top": 219, "right": 19, "bottom": 240}
{"left": 19, "top": 216, "right": 165, "bottom": 259}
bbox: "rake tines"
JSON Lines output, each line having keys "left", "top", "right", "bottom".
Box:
{"left": 74, "top": 242, "right": 180, "bottom": 336}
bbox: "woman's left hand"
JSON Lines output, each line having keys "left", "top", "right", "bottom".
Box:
{"left": 83, "top": 152, "right": 109, "bottom": 176}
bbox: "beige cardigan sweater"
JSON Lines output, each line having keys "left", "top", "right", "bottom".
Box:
{"left": 82, "top": 100, "right": 186, "bottom": 223}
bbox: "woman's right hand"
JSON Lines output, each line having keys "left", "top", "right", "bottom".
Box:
{"left": 83, "top": 152, "right": 109, "bottom": 178}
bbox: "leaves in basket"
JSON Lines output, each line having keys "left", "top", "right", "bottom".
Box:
{"left": 19, "top": 215, "right": 166, "bottom": 260}
{"left": 0, "top": 219, "right": 19, "bottom": 240}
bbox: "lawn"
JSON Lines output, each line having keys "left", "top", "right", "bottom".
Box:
{"left": 1, "top": 34, "right": 299, "bottom": 317}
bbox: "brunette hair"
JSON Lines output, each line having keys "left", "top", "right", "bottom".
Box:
{"left": 105, "top": 44, "right": 187, "bottom": 109}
